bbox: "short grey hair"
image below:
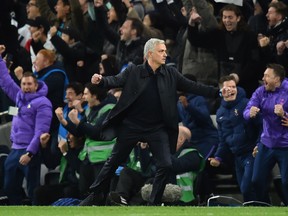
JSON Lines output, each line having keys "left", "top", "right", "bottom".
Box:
{"left": 143, "top": 38, "right": 165, "bottom": 59}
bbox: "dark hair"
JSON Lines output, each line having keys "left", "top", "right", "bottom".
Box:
{"left": 219, "top": 75, "right": 236, "bottom": 85}
{"left": 219, "top": 4, "right": 249, "bottom": 31}
{"left": 62, "top": 0, "right": 70, "bottom": 6}
{"left": 127, "top": 17, "right": 144, "bottom": 37}
{"left": 267, "top": 63, "right": 286, "bottom": 82}
{"left": 269, "top": 1, "right": 288, "bottom": 18}
{"left": 145, "top": 11, "right": 164, "bottom": 30}
{"left": 110, "top": 0, "right": 128, "bottom": 25}
{"left": 85, "top": 83, "right": 108, "bottom": 102}
{"left": 66, "top": 82, "right": 84, "bottom": 96}
{"left": 22, "top": 71, "right": 38, "bottom": 84}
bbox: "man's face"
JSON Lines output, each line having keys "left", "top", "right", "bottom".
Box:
{"left": 26, "top": 0, "right": 40, "bottom": 19}
{"left": 33, "top": 53, "right": 47, "bottom": 72}
{"left": 120, "top": 20, "right": 133, "bottom": 41}
{"left": 222, "top": 80, "right": 237, "bottom": 101}
{"left": 55, "top": 0, "right": 70, "bottom": 19}
{"left": 61, "top": 33, "right": 73, "bottom": 45}
{"left": 149, "top": 43, "right": 167, "bottom": 66}
{"left": 222, "top": 10, "right": 240, "bottom": 32}
{"left": 83, "top": 87, "right": 96, "bottom": 107}
{"left": 266, "top": 7, "right": 282, "bottom": 27}
{"left": 107, "top": 7, "right": 117, "bottom": 24}
{"left": 262, "top": 68, "right": 280, "bottom": 91}
{"left": 65, "top": 88, "right": 81, "bottom": 108}
{"left": 21, "top": 76, "right": 38, "bottom": 93}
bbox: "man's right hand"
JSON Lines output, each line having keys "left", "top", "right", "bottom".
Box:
{"left": 208, "top": 157, "right": 220, "bottom": 167}
{"left": 55, "top": 107, "right": 64, "bottom": 121}
{"left": 58, "top": 140, "right": 68, "bottom": 154}
{"left": 91, "top": 73, "right": 102, "bottom": 84}
{"left": 250, "top": 106, "right": 260, "bottom": 118}
{"left": 14, "top": 66, "right": 24, "bottom": 80}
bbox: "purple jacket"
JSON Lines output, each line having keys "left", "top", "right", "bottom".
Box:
{"left": 0, "top": 58, "right": 52, "bottom": 154}
{"left": 243, "top": 79, "right": 288, "bottom": 148}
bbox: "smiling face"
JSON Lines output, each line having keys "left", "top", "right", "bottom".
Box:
{"left": 33, "top": 53, "right": 47, "bottom": 72}
{"left": 222, "top": 80, "right": 237, "bottom": 101}
{"left": 54, "top": 0, "right": 70, "bottom": 20}
{"left": 21, "top": 76, "right": 38, "bottom": 93}
{"left": 83, "top": 87, "right": 98, "bottom": 107}
{"left": 266, "top": 6, "right": 282, "bottom": 27}
{"left": 65, "top": 88, "right": 81, "bottom": 108}
{"left": 262, "top": 68, "right": 280, "bottom": 91}
{"left": 119, "top": 20, "right": 133, "bottom": 41}
{"left": 26, "top": 0, "right": 40, "bottom": 19}
{"left": 222, "top": 10, "right": 240, "bottom": 32}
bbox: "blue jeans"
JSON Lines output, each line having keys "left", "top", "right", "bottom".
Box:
{"left": 235, "top": 153, "right": 255, "bottom": 202}
{"left": 252, "top": 143, "right": 288, "bottom": 205}
{"left": 4, "top": 148, "right": 41, "bottom": 205}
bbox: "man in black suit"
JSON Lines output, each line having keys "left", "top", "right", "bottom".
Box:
{"left": 80, "top": 38, "right": 219, "bottom": 206}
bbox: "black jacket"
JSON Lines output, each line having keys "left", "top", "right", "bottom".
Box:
{"left": 99, "top": 63, "right": 218, "bottom": 153}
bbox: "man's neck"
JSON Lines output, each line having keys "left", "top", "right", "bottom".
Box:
{"left": 148, "top": 61, "right": 161, "bottom": 72}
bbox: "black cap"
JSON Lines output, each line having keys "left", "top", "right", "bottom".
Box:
{"left": 60, "top": 26, "right": 81, "bottom": 41}
{"left": 27, "top": 16, "right": 50, "bottom": 35}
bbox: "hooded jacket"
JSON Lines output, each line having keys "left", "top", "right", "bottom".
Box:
{"left": 215, "top": 87, "right": 261, "bottom": 159}
{"left": 243, "top": 79, "right": 288, "bottom": 148}
{"left": 0, "top": 57, "right": 52, "bottom": 154}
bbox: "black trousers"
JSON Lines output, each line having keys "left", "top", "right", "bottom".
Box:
{"left": 90, "top": 126, "right": 172, "bottom": 205}
{"left": 79, "top": 162, "right": 105, "bottom": 199}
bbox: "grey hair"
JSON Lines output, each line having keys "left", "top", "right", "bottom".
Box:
{"left": 143, "top": 38, "right": 165, "bottom": 59}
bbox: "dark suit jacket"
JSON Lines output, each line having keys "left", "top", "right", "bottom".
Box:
{"left": 99, "top": 63, "right": 218, "bottom": 153}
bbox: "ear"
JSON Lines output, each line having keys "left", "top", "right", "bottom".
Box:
{"left": 77, "top": 93, "right": 83, "bottom": 100}
{"left": 236, "top": 16, "right": 241, "bottom": 22}
{"left": 131, "top": 28, "right": 137, "bottom": 37}
{"left": 92, "top": 94, "right": 98, "bottom": 100}
{"left": 70, "top": 38, "right": 75, "bottom": 44}
{"left": 39, "top": 26, "right": 44, "bottom": 34}
{"left": 64, "top": 5, "right": 71, "bottom": 14}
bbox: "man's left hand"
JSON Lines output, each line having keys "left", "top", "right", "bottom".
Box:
{"left": 282, "top": 116, "right": 288, "bottom": 127}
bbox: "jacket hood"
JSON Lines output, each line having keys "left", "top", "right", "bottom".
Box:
{"left": 221, "top": 87, "right": 246, "bottom": 109}
{"left": 281, "top": 78, "right": 288, "bottom": 90}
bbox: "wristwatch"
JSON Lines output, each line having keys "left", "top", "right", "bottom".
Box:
{"left": 26, "top": 152, "right": 34, "bottom": 158}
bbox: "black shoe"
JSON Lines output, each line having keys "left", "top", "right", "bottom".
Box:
{"left": 79, "top": 192, "right": 104, "bottom": 206}
{"left": 108, "top": 192, "right": 128, "bottom": 206}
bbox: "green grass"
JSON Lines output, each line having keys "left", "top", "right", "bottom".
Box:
{"left": 0, "top": 206, "right": 287, "bottom": 216}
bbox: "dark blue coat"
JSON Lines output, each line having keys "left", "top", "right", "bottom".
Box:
{"left": 215, "top": 87, "right": 261, "bottom": 160}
